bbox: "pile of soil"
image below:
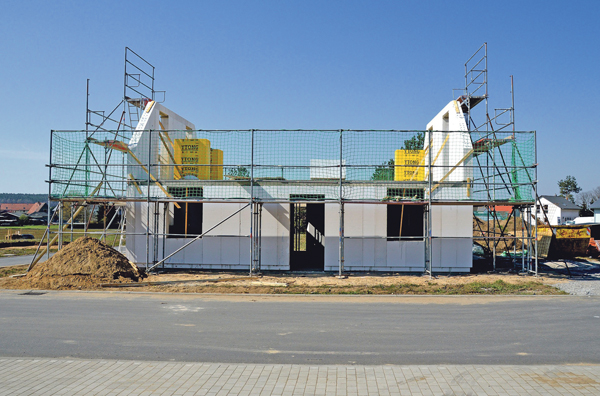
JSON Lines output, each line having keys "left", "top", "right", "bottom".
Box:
{"left": 21, "top": 237, "right": 142, "bottom": 290}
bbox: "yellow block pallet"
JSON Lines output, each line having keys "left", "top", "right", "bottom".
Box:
{"left": 394, "top": 149, "right": 426, "bottom": 181}
{"left": 174, "top": 139, "right": 223, "bottom": 180}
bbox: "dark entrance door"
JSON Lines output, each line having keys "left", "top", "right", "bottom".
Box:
{"left": 290, "top": 199, "right": 325, "bottom": 271}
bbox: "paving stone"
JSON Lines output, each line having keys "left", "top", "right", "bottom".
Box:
{"left": 1, "top": 359, "right": 600, "bottom": 395}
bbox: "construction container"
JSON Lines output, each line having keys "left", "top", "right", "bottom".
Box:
{"left": 394, "top": 149, "right": 426, "bottom": 181}
{"left": 174, "top": 139, "right": 211, "bottom": 180}
{"left": 210, "top": 149, "right": 224, "bottom": 180}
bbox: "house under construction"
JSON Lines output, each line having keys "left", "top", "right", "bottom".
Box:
{"left": 35, "top": 45, "right": 539, "bottom": 275}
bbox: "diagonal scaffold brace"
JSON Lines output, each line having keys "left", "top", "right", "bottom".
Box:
{"left": 145, "top": 203, "right": 251, "bottom": 273}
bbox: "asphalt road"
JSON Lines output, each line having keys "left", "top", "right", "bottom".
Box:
{"left": 0, "top": 253, "right": 55, "bottom": 267}
{"left": 0, "top": 291, "right": 599, "bottom": 365}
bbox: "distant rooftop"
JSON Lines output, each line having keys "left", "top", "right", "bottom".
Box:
{"left": 0, "top": 203, "right": 34, "bottom": 212}
{"left": 540, "top": 195, "right": 580, "bottom": 210}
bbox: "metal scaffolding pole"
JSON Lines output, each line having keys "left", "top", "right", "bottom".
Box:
{"left": 427, "top": 132, "right": 433, "bottom": 276}
{"left": 339, "top": 130, "right": 344, "bottom": 276}
{"left": 146, "top": 130, "right": 152, "bottom": 269}
{"left": 250, "top": 129, "right": 255, "bottom": 275}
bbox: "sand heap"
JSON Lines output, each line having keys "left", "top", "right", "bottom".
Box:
{"left": 23, "top": 237, "right": 142, "bottom": 289}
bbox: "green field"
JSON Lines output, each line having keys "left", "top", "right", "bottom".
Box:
{"left": 1, "top": 226, "right": 122, "bottom": 256}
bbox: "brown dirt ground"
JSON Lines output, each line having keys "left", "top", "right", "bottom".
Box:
{"left": 126, "top": 272, "right": 564, "bottom": 294}
{"left": 0, "top": 236, "right": 566, "bottom": 294}
{"left": 0, "top": 266, "right": 565, "bottom": 294}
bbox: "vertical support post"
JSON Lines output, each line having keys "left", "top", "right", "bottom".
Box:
{"left": 533, "top": 130, "right": 538, "bottom": 275}
{"left": 162, "top": 202, "right": 167, "bottom": 264}
{"left": 58, "top": 203, "right": 63, "bottom": 250}
{"left": 85, "top": 80, "right": 90, "bottom": 197}
{"left": 119, "top": 207, "right": 126, "bottom": 250}
{"left": 492, "top": 215, "right": 496, "bottom": 271}
{"left": 153, "top": 201, "right": 159, "bottom": 265}
{"left": 520, "top": 207, "right": 525, "bottom": 271}
{"left": 250, "top": 129, "right": 255, "bottom": 275}
{"left": 338, "top": 129, "right": 344, "bottom": 276}
{"left": 146, "top": 130, "right": 152, "bottom": 270}
{"left": 525, "top": 206, "right": 532, "bottom": 272}
{"left": 511, "top": 75, "right": 515, "bottom": 134}
{"left": 258, "top": 203, "right": 263, "bottom": 270}
{"left": 70, "top": 202, "right": 74, "bottom": 242}
{"left": 47, "top": 130, "right": 53, "bottom": 259}
{"left": 85, "top": 203, "right": 89, "bottom": 237}
{"left": 513, "top": 207, "right": 517, "bottom": 267}
{"left": 252, "top": 203, "right": 259, "bottom": 273}
{"left": 427, "top": 131, "right": 433, "bottom": 276}
{"left": 534, "top": 202, "right": 538, "bottom": 275}
{"left": 102, "top": 204, "right": 107, "bottom": 242}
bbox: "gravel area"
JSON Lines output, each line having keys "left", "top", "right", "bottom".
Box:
{"left": 544, "top": 259, "right": 600, "bottom": 296}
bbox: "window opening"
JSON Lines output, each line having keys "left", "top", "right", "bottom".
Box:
{"left": 387, "top": 204, "right": 424, "bottom": 241}
{"left": 168, "top": 187, "right": 203, "bottom": 238}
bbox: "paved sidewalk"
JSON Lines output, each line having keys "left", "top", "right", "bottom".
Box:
{"left": 1, "top": 358, "right": 599, "bottom": 395}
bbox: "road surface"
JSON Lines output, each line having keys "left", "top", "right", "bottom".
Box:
{"left": 0, "top": 253, "right": 55, "bottom": 267}
{"left": 0, "top": 291, "right": 598, "bottom": 365}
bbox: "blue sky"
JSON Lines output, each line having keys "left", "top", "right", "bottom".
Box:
{"left": 1, "top": 0, "right": 598, "bottom": 196}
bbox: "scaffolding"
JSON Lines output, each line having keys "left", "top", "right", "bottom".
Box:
{"left": 32, "top": 45, "right": 540, "bottom": 276}
{"left": 451, "top": 43, "right": 541, "bottom": 273}
{"left": 41, "top": 127, "right": 538, "bottom": 272}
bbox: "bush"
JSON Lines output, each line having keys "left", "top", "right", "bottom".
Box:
{"left": 18, "top": 214, "right": 29, "bottom": 226}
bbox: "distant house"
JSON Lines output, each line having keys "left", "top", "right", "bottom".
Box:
{"left": 0, "top": 210, "right": 20, "bottom": 226}
{"left": 25, "top": 202, "right": 49, "bottom": 224}
{"left": 0, "top": 203, "right": 34, "bottom": 216}
{"left": 591, "top": 200, "right": 600, "bottom": 223}
{"left": 27, "top": 202, "right": 48, "bottom": 215}
{"left": 537, "top": 195, "right": 580, "bottom": 226}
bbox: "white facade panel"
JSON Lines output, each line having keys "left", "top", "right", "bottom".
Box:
{"left": 431, "top": 205, "right": 473, "bottom": 238}
{"left": 432, "top": 238, "right": 472, "bottom": 271}
{"left": 202, "top": 236, "right": 221, "bottom": 264}
{"left": 126, "top": 200, "right": 473, "bottom": 272}
{"left": 324, "top": 204, "right": 339, "bottom": 271}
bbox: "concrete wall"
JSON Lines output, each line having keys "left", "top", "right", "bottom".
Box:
{"left": 325, "top": 204, "right": 426, "bottom": 272}
{"left": 126, "top": 202, "right": 473, "bottom": 273}
{"left": 431, "top": 205, "right": 473, "bottom": 272}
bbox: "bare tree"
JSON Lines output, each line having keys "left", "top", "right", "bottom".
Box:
{"left": 577, "top": 191, "right": 595, "bottom": 216}
{"left": 592, "top": 186, "right": 600, "bottom": 202}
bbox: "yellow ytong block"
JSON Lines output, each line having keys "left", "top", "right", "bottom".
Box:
{"left": 174, "top": 139, "right": 211, "bottom": 180}
{"left": 210, "top": 149, "right": 224, "bottom": 180}
{"left": 394, "top": 149, "right": 426, "bottom": 181}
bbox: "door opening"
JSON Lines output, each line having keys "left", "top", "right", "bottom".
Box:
{"left": 290, "top": 195, "right": 325, "bottom": 271}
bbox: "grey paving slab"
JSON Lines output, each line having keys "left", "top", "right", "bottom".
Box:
{"left": 0, "top": 358, "right": 599, "bottom": 396}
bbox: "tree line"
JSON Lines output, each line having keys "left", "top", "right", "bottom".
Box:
{"left": 0, "top": 193, "right": 47, "bottom": 204}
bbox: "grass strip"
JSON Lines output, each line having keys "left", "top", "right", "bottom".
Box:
{"left": 0, "top": 265, "right": 28, "bottom": 278}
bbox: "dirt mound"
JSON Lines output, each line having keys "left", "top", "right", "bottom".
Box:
{"left": 22, "top": 237, "right": 142, "bottom": 290}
